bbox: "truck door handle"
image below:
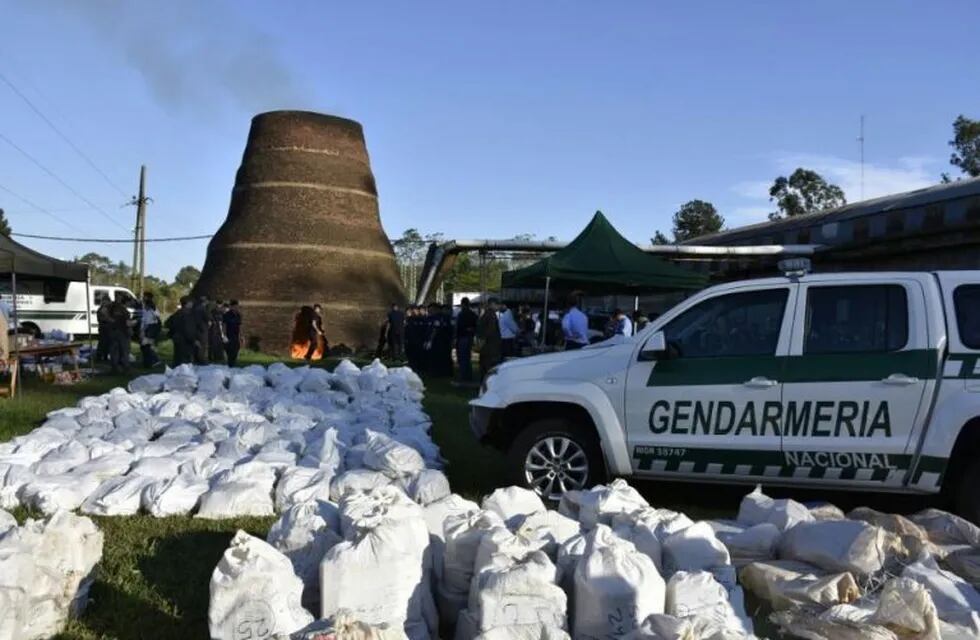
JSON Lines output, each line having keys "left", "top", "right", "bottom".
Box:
{"left": 744, "top": 377, "right": 778, "bottom": 389}
{"left": 882, "top": 373, "right": 919, "bottom": 386}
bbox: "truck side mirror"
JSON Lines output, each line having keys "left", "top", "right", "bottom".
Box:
{"left": 639, "top": 331, "right": 668, "bottom": 361}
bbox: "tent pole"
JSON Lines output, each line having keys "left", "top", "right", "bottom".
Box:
{"left": 11, "top": 259, "right": 17, "bottom": 398}
{"left": 85, "top": 268, "right": 94, "bottom": 374}
{"left": 541, "top": 276, "right": 550, "bottom": 347}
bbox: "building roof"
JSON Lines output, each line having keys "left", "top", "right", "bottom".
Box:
{"left": 687, "top": 177, "right": 980, "bottom": 247}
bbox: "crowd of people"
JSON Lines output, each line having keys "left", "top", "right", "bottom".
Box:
{"left": 95, "top": 294, "right": 244, "bottom": 373}
{"left": 92, "top": 291, "right": 652, "bottom": 378}
{"left": 374, "top": 296, "right": 654, "bottom": 383}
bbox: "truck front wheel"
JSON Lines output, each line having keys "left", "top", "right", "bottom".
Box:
{"left": 507, "top": 418, "right": 605, "bottom": 502}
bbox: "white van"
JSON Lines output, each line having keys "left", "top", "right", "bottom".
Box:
{"left": 0, "top": 280, "right": 139, "bottom": 338}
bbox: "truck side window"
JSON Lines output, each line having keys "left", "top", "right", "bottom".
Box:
{"left": 954, "top": 285, "right": 980, "bottom": 349}
{"left": 662, "top": 289, "right": 788, "bottom": 358}
{"left": 804, "top": 285, "right": 907, "bottom": 354}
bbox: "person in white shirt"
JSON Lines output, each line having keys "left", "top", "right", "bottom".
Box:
{"left": 498, "top": 302, "right": 520, "bottom": 359}
{"left": 561, "top": 298, "right": 590, "bottom": 350}
{"left": 613, "top": 308, "right": 633, "bottom": 337}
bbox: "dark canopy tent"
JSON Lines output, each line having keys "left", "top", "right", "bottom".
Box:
{"left": 0, "top": 235, "right": 92, "bottom": 388}
{"left": 0, "top": 234, "right": 88, "bottom": 281}
{"left": 502, "top": 211, "right": 707, "bottom": 292}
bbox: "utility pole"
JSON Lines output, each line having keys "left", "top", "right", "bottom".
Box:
{"left": 128, "top": 165, "right": 150, "bottom": 298}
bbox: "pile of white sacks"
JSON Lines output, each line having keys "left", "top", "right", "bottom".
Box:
{"left": 210, "top": 478, "right": 980, "bottom": 640}
{"left": 0, "top": 360, "right": 436, "bottom": 518}
{"left": 0, "top": 509, "right": 104, "bottom": 639}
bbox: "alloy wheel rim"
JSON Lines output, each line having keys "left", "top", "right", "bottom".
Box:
{"left": 524, "top": 436, "right": 589, "bottom": 500}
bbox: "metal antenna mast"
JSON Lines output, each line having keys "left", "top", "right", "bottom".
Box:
{"left": 858, "top": 115, "right": 865, "bottom": 200}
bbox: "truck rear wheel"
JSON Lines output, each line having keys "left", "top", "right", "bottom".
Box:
{"left": 955, "top": 458, "right": 980, "bottom": 524}
{"left": 507, "top": 417, "right": 605, "bottom": 502}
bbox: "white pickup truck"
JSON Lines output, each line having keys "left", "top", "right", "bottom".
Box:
{"left": 470, "top": 269, "right": 980, "bottom": 522}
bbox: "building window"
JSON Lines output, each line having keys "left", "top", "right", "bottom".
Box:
{"left": 804, "top": 285, "right": 908, "bottom": 354}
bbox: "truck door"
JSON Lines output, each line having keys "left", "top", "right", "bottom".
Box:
{"left": 781, "top": 279, "right": 931, "bottom": 487}
{"left": 625, "top": 284, "right": 796, "bottom": 480}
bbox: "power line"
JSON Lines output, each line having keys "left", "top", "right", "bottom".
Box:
{"left": 0, "top": 71, "right": 129, "bottom": 198}
{"left": 12, "top": 232, "right": 212, "bottom": 243}
{"left": 0, "top": 181, "right": 86, "bottom": 233}
{"left": 0, "top": 130, "right": 129, "bottom": 231}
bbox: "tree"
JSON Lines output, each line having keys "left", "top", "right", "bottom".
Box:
{"left": 949, "top": 115, "right": 980, "bottom": 178}
{"left": 768, "top": 168, "right": 846, "bottom": 221}
{"left": 174, "top": 265, "right": 201, "bottom": 289}
{"left": 651, "top": 230, "right": 671, "bottom": 245}
{"left": 0, "top": 208, "right": 10, "bottom": 236}
{"left": 671, "top": 199, "right": 724, "bottom": 242}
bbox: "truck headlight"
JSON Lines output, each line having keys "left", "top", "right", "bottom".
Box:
{"left": 480, "top": 367, "right": 499, "bottom": 395}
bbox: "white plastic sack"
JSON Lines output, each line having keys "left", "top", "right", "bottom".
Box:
{"left": 481, "top": 487, "right": 546, "bottom": 528}
{"left": 472, "top": 551, "right": 567, "bottom": 633}
{"left": 81, "top": 474, "right": 155, "bottom": 516}
{"left": 779, "top": 519, "right": 887, "bottom": 576}
{"left": 18, "top": 471, "right": 102, "bottom": 515}
{"left": 737, "top": 485, "right": 814, "bottom": 532}
{"left": 662, "top": 521, "right": 731, "bottom": 575}
{"left": 267, "top": 500, "right": 342, "bottom": 611}
{"left": 716, "top": 523, "right": 781, "bottom": 567}
{"left": 443, "top": 510, "right": 507, "bottom": 597}
{"left": 197, "top": 464, "right": 277, "bottom": 519}
{"left": 363, "top": 430, "right": 426, "bottom": 479}
{"left": 404, "top": 469, "right": 451, "bottom": 506}
{"left": 738, "top": 559, "right": 860, "bottom": 611}
{"left": 276, "top": 466, "right": 335, "bottom": 511}
{"left": 290, "top": 610, "right": 410, "bottom": 640}
{"left": 665, "top": 571, "right": 752, "bottom": 636}
{"left": 514, "top": 510, "right": 582, "bottom": 560}
{"left": 560, "top": 479, "right": 649, "bottom": 530}
{"left": 910, "top": 509, "right": 980, "bottom": 548}
{"left": 573, "top": 525, "right": 665, "bottom": 640}
{"left": 323, "top": 489, "right": 434, "bottom": 640}
{"left": 872, "top": 576, "right": 941, "bottom": 640}
{"left": 128, "top": 373, "right": 167, "bottom": 394}
{"left": 330, "top": 469, "right": 392, "bottom": 502}
{"left": 474, "top": 623, "right": 569, "bottom": 640}
{"left": 209, "top": 530, "right": 313, "bottom": 640}
{"left": 902, "top": 553, "right": 980, "bottom": 632}
{"left": 141, "top": 472, "right": 210, "bottom": 517}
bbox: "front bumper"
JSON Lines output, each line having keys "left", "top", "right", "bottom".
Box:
{"left": 469, "top": 404, "right": 495, "bottom": 441}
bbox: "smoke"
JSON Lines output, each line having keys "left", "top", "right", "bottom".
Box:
{"left": 49, "top": 0, "right": 307, "bottom": 116}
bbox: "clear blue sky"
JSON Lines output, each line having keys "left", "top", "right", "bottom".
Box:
{"left": 1, "top": 1, "right": 977, "bottom": 279}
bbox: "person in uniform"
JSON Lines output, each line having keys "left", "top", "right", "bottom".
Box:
{"left": 430, "top": 304, "right": 454, "bottom": 377}
{"left": 405, "top": 306, "right": 422, "bottom": 372}
{"left": 107, "top": 297, "right": 132, "bottom": 374}
{"left": 386, "top": 303, "right": 405, "bottom": 362}
{"left": 562, "top": 296, "right": 589, "bottom": 350}
{"left": 193, "top": 296, "right": 211, "bottom": 365}
{"left": 223, "top": 300, "right": 243, "bottom": 367}
{"left": 208, "top": 300, "right": 227, "bottom": 363}
{"left": 477, "top": 297, "right": 502, "bottom": 380}
{"left": 96, "top": 297, "right": 112, "bottom": 362}
{"left": 498, "top": 302, "right": 519, "bottom": 359}
{"left": 455, "top": 297, "right": 478, "bottom": 382}
{"left": 166, "top": 296, "right": 196, "bottom": 367}
{"left": 139, "top": 292, "right": 162, "bottom": 368}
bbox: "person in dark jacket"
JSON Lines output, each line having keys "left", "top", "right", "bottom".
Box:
{"left": 477, "top": 298, "right": 502, "bottom": 380}
{"left": 107, "top": 298, "right": 132, "bottom": 374}
{"left": 166, "top": 296, "right": 197, "bottom": 366}
{"left": 208, "top": 300, "right": 227, "bottom": 363}
{"left": 455, "top": 297, "right": 478, "bottom": 382}
{"left": 405, "top": 305, "right": 425, "bottom": 373}
{"left": 95, "top": 297, "right": 112, "bottom": 362}
{"left": 386, "top": 303, "right": 405, "bottom": 362}
{"left": 192, "top": 296, "right": 210, "bottom": 365}
{"left": 222, "top": 300, "right": 243, "bottom": 367}
{"left": 428, "top": 305, "right": 454, "bottom": 378}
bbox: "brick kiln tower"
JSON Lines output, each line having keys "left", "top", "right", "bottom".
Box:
{"left": 194, "top": 110, "right": 405, "bottom": 354}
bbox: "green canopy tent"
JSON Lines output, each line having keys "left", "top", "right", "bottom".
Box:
{"left": 502, "top": 211, "right": 707, "bottom": 343}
